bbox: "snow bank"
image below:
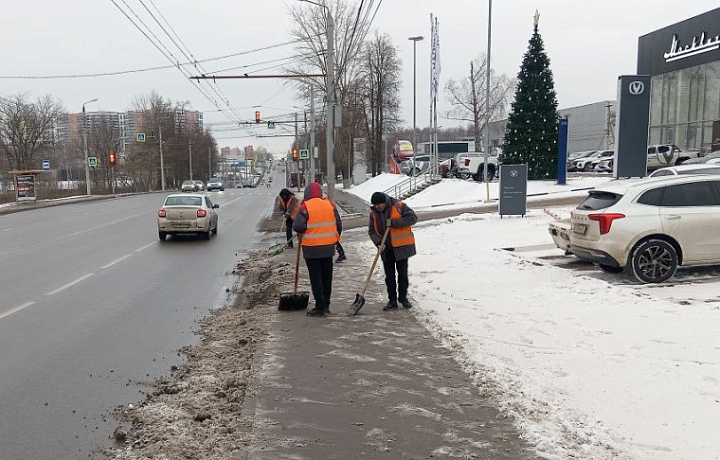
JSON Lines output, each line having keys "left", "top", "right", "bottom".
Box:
{"left": 362, "top": 210, "right": 720, "bottom": 460}
{"left": 343, "top": 173, "right": 409, "bottom": 203}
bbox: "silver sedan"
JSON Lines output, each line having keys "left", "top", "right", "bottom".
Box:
{"left": 157, "top": 193, "right": 219, "bottom": 241}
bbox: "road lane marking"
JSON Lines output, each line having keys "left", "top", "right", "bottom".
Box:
{"left": 1, "top": 228, "right": 14, "bottom": 232}
{"left": 135, "top": 242, "right": 155, "bottom": 253}
{"left": 0, "top": 302, "right": 35, "bottom": 320}
{"left": 46, "top": 273, "right": 94, "bottom": 296}
{"left": 101, "top": 254, "right": 133, "bottom": 269}
{"left": 221, "top": 196, "right": 245, "bottom": 207}
{"left": 56, "top": 213, "right": 146, "bottom": 241}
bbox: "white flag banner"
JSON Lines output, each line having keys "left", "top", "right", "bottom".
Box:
{"left": 430, "top": 14, "right": 441, "bottom": 102}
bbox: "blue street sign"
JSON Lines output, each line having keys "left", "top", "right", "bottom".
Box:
{"left": 136, "top": 132, "right": 146, "bottom": 143}
{"left": 42, "top": 159, "right": 50, "bottom": 171}
{"left": 267, "top": 121, "right": 276, "bottom": 129}
{"left": 299, "top": 149, "right": 309, "bottom": 160}
{"left": 88, "top": 156, "right": 98, "bottom": 168}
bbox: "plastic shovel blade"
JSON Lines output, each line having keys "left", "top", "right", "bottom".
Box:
{"left": 348, "top": 293, "right": 365, "bottom": 316}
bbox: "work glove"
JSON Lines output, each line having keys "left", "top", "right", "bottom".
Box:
{"left": 386, "top": 218, "right": 392, "bottom": 228}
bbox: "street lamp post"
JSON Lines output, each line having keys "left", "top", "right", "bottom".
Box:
{"left": 408, "top": 36, "right": 424, "bottom": 155}
{"left": 299, "top": 0, "right": 335, "bottom": 198}
{"left": 82, "top": 98, "right": 98, "bottom": 195}
{"left": 483, "top": 0, "right": 493, "bottom": 201}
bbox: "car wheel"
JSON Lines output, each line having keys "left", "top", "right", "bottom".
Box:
{"left": 411, "top": 167, "right": 421, "bottom": 177}
{"left": 598, "top": 263, "right": 624, "bottom": 274}
{"left": 630, "top": 239, "right": 678, "bottom": 283}
{"left": 202, "top": 230, "right": 211, "bottom": 240}
{"left": 159, "top": 231, "right": 167, "bottom": 241}
{"left": 212, "top": 223, "right": 218, "bottom": 235}
{"left": 583, "top": 163, "right": 593, "bottom": 172}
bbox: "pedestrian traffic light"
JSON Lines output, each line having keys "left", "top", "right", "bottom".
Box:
{"left": 109, "top": 151, "right": 117, "bottom": 165}
{"left": 255, "top": 110, "right": 261, "bottom": 124}
{"left": 292, "top": 149, "right": 298, "bottom": 161}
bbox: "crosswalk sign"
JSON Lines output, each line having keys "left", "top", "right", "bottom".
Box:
{"left": 136, "top": 133, "right": 146, "bottom": 143}
{"left": 299, "top": 149, "right": 309, "bottom": 159}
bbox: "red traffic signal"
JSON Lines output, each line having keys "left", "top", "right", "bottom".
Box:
{"left": 109, "top": 151, "right": 117, "bottom": 165}
{"left": 254, "top": 110, "right": 261, "bottom": 124}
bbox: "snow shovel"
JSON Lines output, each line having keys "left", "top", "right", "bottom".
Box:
{"left": 278, "top": 235, "right": 310, "bottom": 310}
{"left": 268, "top": 218, "right": 295, "bottom": 256}
{"left": 349, "top": 226, "right": 390, "bottom": 315}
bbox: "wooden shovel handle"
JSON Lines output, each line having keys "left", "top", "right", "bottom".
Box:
{"left": 293, "top": 234, "right": 302, "bottom": 294}
{"left": 361, "top": 227, "right": 390, "bottom": 297}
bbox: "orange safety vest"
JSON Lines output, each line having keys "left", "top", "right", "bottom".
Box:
{"left": 280, "top": 195, "right": 299, "bottom": 220}
{"left": 374, "top": 201, "right": 415, "bottom": 247}
{"left": 302, "top": 198, "right": 340, "bottom": 247}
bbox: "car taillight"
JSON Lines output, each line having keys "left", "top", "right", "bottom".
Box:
{"left": 158, "top": 209, "right": 166, "bottom": 218}
{"left": 464, "top": 159, "right": 470, "bottom": 166}
{"left": 588, "top": 213, "right": 625, "bottom": 235}
{"left": 197, "top": 209, "right": 207, "bottom": 218}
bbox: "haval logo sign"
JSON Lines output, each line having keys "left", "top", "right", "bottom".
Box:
{"left": 628, "top": 81, "right": 645, "bottom": 96}
{"left": 510, "top": 169, "right": 519, "bottom": 178}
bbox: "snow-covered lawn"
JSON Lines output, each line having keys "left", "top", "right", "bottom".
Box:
{"left": 343, "top": 173, "right": 613, "bottom": 208}
{"left": 359, "top": 209, "right": 720, "bottom": 460}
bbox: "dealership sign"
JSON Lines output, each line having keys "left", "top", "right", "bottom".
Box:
{"left": 638, "top": 8, "right": 720, "bottom": 76}
{"left": 664, "top": 32, "right": 720, "bottom": 63}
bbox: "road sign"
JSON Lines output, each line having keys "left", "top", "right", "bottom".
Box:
{"left": 267, "top": 121, "right": 275, "bottom": 129}
{"left": 299, "top": 149, "right": 309, "bottom": 160}
{"left": 42, "top": 159, "right": 50, "bottom": 171}
{"left": 136, "top": 132, "right": 146, "bottom": 143}
{"left": 88, "top": 156, "right": 98, "bottom": 168}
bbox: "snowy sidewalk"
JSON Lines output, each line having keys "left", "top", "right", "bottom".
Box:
{"left": 238, "top": 231, "right": 537, "bottom": 460}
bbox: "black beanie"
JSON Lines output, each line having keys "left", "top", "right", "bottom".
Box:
{"left": 371, "top": 192, "right": 386, "bottom": 205}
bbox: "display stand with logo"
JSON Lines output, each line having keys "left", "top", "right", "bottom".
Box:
{"left": 498, "top": 164, "right": 528, "bottom": 218}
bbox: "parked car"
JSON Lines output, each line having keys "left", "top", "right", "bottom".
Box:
{"left": 570, "top": 175, "right": 720, "bottom": 283}
{"left": 679, "top": 150, "right": 720, "bottom": 165}
{"left": 573, "top": 150, "right": 609, "bottom": 172}
{"left": 194, "top": 180, "right": 205, "bottom": 191}
{"left": 457, "top": 153, "right": 499, "bottom": 181}
{"left": 647, "top": 164, "right": 720, "bottom": 177}
{"left": 157, "top": 193, "right": 219, "bottom": 241}
{"left": 548, "top": 219, "right": 572, "bottom": 253}
{"left": 206, "top": 178, "right": 224, "bottom": 191}
{"left": 591, "top": 151, "right": 615, "bottom": 172}
{"left": 181, "top": 180, "right": 198, "bottom": 192}
{"left": 567, "top": 150, "right": 596, "bottom": 171}
{"left": 646, "top": 144, "right": 701, "bottom": 170}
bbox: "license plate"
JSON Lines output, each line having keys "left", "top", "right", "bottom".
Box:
{"left": 572, "top": 223, "right": 587, "bottom": 235}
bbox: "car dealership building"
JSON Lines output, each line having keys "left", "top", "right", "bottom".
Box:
{"left": 639, "top": 7, "right": 720, "bottom": 154}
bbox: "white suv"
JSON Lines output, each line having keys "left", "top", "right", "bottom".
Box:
{"left": 570, "top": 175, "right": 720, "bottom": 283}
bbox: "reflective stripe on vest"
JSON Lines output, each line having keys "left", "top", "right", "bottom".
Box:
{"left": 302, "top": 198, "right": 339, "bottom": 246}
{"left": 374, "top": 201, "right": 415, "bottom": 247}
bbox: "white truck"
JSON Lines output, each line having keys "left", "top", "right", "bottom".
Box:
{"left": 456, "top": 152, "right": 499, "bottom": 181}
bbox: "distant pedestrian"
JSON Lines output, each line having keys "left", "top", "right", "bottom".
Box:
{"left": 278, "top": 188, "right": 299, "bottom": 248}
{"left": 368, "top": 192, "right": 417, "bottom": 310}
{"left": 293, "top": 182, "right": 343, "bottom": 316}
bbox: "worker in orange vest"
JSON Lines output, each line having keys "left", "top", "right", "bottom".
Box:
{"left": 278, "top": 188, "right": 300, "bottom": 248}
{"left": 293, "top": 182, "right": 343, "bottom": 316}
{"left": 369, "top": 192, "right": 418, "bottom": 311}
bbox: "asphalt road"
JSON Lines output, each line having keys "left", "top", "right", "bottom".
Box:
{"left": 0, "top": 173, "right": 282, "bottom": 460}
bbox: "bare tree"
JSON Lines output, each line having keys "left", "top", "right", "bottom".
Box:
{"left": 359, "top": 32, "right": 401, "bottom": 176}
{"left": 445, "top": 55, "right": 515, "bottom": 148}
{"left": 0, "top": 94, "right": 64, "bottom": 171}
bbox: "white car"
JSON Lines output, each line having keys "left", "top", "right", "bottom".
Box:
{"left": 157, "top": 193, "right": 219, "bottom": 241}
{"left": 574, "top": 150, "right": 612, "bottom": 172}
{"left": 648, "top": 164, "right": 720, "bottom": 178}
{"left": 591, "top": 151, "right": 615, "bottom": 172}
{"left": 570, "top": 175, "right": 720, "bottom": 283}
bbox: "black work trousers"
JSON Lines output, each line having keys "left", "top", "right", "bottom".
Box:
{"left": 305, "top": 257, "right": 333, "bottom": 310}
{"left": 382, "top": 249, "right": 409, "bottom": 302}
{"left": 285, "top": 217, "right": 294, "bottom": 242}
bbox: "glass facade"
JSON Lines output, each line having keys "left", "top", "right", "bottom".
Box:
{"left": 649, "top": 61, "right": 720, "bottom": 154}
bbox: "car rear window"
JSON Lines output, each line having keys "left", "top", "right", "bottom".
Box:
{"left": 165, "top": 196, "right": 202, "bottom": 206}
{"left": 678, "top": 167, "right": 720, "bottom": 175}
{"left": 577, "top": 191, "right": 622, "bottom": 210}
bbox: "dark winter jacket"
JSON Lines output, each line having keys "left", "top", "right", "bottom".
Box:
{"left": 368, "top": 193, "right": 417, "bottom": 261}
{"left": 293, "top": 182, "right": 343, "bottom": 259}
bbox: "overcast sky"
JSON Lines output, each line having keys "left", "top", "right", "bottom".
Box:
{"left": 1, "top": 1, "right": 718, "bottom": 153}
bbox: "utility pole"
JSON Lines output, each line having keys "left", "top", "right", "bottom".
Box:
{"left": 189, "top": 140, "right": 193, "bottom": 180}
{"left": 208, "top": 146, "right": 212, "bottom": 178}
{"left": 81, "top": 98, "right": 98, "bottom": 195}
{"left": 408, "top": 36, "right": 424, "bottom": 154}
{"left": 159, "top": 125, "right": 165, "bottom": 191}
{"left": 483, "top": 0, "right": 493, "bottom": 202}
{"left": 310, "top": 85, "right": 316, "bottom": 183}
{"left": 326, "top": 10, "right": 336, "bottom": 199}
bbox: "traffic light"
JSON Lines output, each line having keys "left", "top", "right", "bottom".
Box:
{"left": 292, "top": 149, "right": 298, "bottom": 161}
{"left": 109, "top": 151, "right": 117, "bottom": 165}
{"left": 255, "top": 110, "right": 261, "bottom": 124}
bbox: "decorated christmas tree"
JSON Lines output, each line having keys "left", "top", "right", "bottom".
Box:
{"left": 501, "top": 11, "right": 558, "bottom": 180}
